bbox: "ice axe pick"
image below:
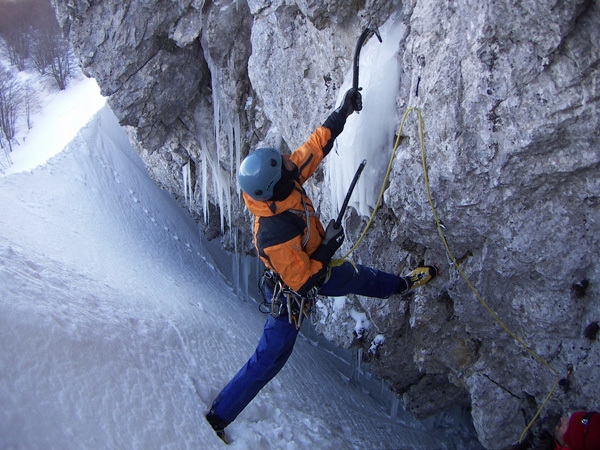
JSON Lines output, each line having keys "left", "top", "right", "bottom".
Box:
{"left": 335, "top": 159, "right": 367, "bottom": 228}
{"left": 352, "top": 24, "right": 383, "bottom": 93}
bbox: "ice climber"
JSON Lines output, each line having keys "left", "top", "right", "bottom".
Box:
{"left": 206, "top": 87, "right": 438, "bottom": 441}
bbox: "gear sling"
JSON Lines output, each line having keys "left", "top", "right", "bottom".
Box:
{"left": 261, "top": 268, "right": 317, "bottom": 330}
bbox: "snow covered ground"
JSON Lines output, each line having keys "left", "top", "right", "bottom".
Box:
{"left": 1, "top": 70, "right": 106, "bottom": 175}
{"left": 0, "top": 77, "right": 480, "bottom": 449}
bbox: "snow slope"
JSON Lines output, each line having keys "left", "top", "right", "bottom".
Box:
{"left": 0, "top": 80, "right": 472, "bottom": 449}
{"left": 3, "top": 74, "right": 105, "bottom": 175}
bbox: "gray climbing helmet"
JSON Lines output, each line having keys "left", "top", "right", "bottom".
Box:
{"left": 238, "top": 147, "right": 282, "bottom": 201}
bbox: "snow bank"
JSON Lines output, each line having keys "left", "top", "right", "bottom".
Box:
{"left": 0, "top": 102, "right": 454, "bottom": 448}
{"left": 3, "top": 75, "right": 105, "bottom": 176}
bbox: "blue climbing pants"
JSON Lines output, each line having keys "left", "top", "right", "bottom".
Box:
{"left": 210, "top": 261, "right": 402, "bottom": 424}
{"left": 319, "top": 261, "right": 404, "bottom": 298}
{"left": 210, "top": 313, "right": 299, "bottom": 424}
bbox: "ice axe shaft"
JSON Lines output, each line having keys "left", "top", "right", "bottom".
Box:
{"left": 335, "top": 160, "right": 367, "bottom": 228}
{"left": 352, "top": 24, "right": 382, "bottom": 91}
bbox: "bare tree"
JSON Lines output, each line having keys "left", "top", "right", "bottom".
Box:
{"left": 48, "top": 34, "right": 72, "bottom": 90}
{"left": 28, "top": 0, "right": 73, "bottom": 90}
{"left": 30, "top": 31, "right": 53, "bottom": 75}
{"left": 0, "top": 129, "right": 12, "bottom": 171}
{"left": 0, "top": 0, "right": 33, "bottom": 71}
{"left": 24, "top": 82, "right": 41, "bottom": 130}
{"left": 0, "top": 65, "right": 23, "bottom": 155}
{"left": 0, "top": 0, "right": 73, "bottom": 91}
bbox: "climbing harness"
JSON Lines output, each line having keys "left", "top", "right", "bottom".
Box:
{"left": 259, "top": 269, "right": 317, "bottom": 330}
{"left": 271, "top": 278, "right": 317, "bottom": 330}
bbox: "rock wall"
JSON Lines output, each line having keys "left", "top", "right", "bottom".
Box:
{"left": 53, "top": 0, "right": 600, "bottom": 447}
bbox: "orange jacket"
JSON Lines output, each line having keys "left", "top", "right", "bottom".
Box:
{"left": 243, "top": 115, "right": 344, "bottom": 295}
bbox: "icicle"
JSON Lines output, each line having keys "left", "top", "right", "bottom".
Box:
{"left": 351, "top": 308, "right": 370, "bottom": 340}
{"left": 182, "top": 161, "right": 192, "bottom": 210}
{"left": 232, "top": 228, "right": 239, "bottom": 295}
{"left": 241, "top": 254, "right": 249, "bottom": 301}
{"left": 202, "top": 53, "right": 236, "bottom": 235}
{"left": 182, "top": 163, "right": 188, "bottom": 206}
{"left": 201, "top": 152, "right": 208, "bottom": 224}
{"left": 193, "top": 52, "right": 244, "bottom": 235}
{"left": 187, "top": 163, "right": 193, "bottom": 209}
{"left": 390, "top": 395, "right": 399, "bottom": 418}
{"left": 225, "top": 120, "right": 234, "bottom": 232}
{"left": 357, "top": 348, "right": 363, "bottom": 376}
{"left": 197, "top": 120, "right": 230, "bottom": 234}
{"left": 233, "top": 113, "right": 242, "bottom": 206}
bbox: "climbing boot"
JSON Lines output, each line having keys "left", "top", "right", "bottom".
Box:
{"left": 406, "top": 265, "right": 438, "bottom": 289}
{"left": 206, "top": 409, "right": 230, "bottom": 444}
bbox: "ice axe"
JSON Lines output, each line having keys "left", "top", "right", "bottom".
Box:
{"left": 352, "top": 24, "right": 383, "bottom": 93}
{"left": 335, "top": 159, "right": 367, "bottom": 228}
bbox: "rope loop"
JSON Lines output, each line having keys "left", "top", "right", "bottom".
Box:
{"left": 410, "top": 107, "right": 560, "bottom": 443}
{"left": 333, "top": 105, "right": 559, "bottom": 443}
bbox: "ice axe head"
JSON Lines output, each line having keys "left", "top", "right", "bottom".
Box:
{"left": 353, "top": 23, "right": 383, "bottom": 91}
{"left": 367, "top": 23, "right": 382, "bottom": 43}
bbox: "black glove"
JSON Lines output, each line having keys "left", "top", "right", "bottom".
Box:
{"left": 322, "top": 219, "right": 344, "bottom": 248}
{"left": 335, "top": 88, "right": 363, "bottom": 118}
{"left": 312, "top": 220, "right": 344, "bottom": 264}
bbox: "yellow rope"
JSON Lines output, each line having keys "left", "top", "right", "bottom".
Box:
{"left": 330, "top": 106, "right": 416, "bottom": 268}
{"left": 332, "top": 105, "right": 560, "bottom": 443}
{"left": 410, "top": 105, "right": 560, "bottom": 442}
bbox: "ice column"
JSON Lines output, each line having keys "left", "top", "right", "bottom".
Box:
{"left": 327, "top": 18, "right": 405, "bottom": 219}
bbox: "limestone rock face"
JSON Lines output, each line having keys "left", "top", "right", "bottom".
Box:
{"left": 53, "top": 0, "right": 599, "bottom": 447}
